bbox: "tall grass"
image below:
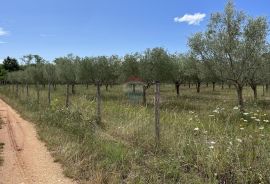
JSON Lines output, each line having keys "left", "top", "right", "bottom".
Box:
{"left": 0, "top": 84, "right": 269, "bottom": 183}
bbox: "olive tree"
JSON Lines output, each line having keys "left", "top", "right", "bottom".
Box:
{"left": 139, "top": 48, "right": 174, "bottom": 105}
{"left": 188, "top": 1, "right": 268, "bottom": 111}
{"left": 245, "top": 17, "right": 268, "bottom": 100}
{"left": 43, "top": 63, "right": 57, "bottom": 105}
{"left": 26, "top": 65, "right": 44, "bottom": 103}
{"left": 139, "top": 47, "right": 173, "bottom": 146}
{"left": 171, "top": 54, "right": 188, "bottom": 96}
{"left": 120, "top": 53, "right": 141, "bottom": 92}
{"left": 54, "top": 54, "right": 78, "bottom": 107}
{"left": 184, "top": 54, "right": 204, "bottom": 93}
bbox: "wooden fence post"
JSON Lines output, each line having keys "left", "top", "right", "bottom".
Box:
{"left": 155, "top": 81, "right": 160, "bottom": 147}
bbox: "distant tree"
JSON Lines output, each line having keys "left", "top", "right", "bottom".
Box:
{"left": 121, "top": 54, "right": 140, "bottom": 80}
{"left": 139, "top": 47, "right": 174, "bottom": 105}
{"left": 171, "top": 54, "right": 187, "bottom": 96}
{"left": 262, "top": 52, "right": 270, "bottom": 93}
{"left": 55, "top": 54, "right": 78, "bottom": 107}
{"left": 104, "top": 55, "right": 121, "bottom": 90}
{"left": 21, "top": 54, "right": 34, "bottom": 65}
{"left": 245, "top": 17, "right": 269, "bottom": 100}
{"left": 0, "top": 65, "right": 7, "bottom": 83}
{"left": 184, "top": 55, "right": 204, "bottom": 93}
{"left": 77, "top": 57, "right": 94, "bottom": 88}
{"left": 120, "top": 53, "right": 141, "bottom": 92}
{"left": 43, "top": 63, "right": 57, "bottom": 105}
{"left": 3, "top": 56, "right": 20, "bottom": 72}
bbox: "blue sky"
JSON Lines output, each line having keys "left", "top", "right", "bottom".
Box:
{"left": 0, "top": 0, "right": 269, "bottom": 62}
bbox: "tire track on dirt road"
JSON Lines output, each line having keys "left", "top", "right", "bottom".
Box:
{"left": 0, "top": 99, "right": 76, "bottom": 184}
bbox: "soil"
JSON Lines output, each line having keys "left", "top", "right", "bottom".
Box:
{"left": 0, "top": 99, "right": 76, "bottom": 184}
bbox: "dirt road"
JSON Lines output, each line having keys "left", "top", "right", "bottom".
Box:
{"left": 0, "top": 99, "right": 76, "bottom": 184}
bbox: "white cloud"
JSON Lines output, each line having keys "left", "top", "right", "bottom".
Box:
{"left": 0, "top": 41, "right": 7, "bottom": 44}
{"left": 174, "top": 13, "right": 206, "bottom": 25}
{"left": 0, "top": 27, "right": 9, "bottom": 36}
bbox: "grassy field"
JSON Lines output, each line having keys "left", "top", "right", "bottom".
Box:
{"left": 0, "top": 84, "right": 270, "bottom": 183}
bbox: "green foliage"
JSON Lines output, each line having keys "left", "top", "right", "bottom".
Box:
{"left": 139, "top": 47, "right": 174, "bottom": 83}
{"left": 0, "top": 65, "right": 7, "bottom": 81}
{"left": 3, "top": 56, "right": 20, "bottom": 72}
{"left": 54, "top": 54, "right": 78, "bottom": 84}
{"left": 43, "top": 63, "right": 57, "bottom": 83}
{"left": 120, "top": 53, "right": 140, "bottom": 82}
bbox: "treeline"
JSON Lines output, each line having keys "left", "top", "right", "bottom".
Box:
{"left": 3, "top": 1, "right": 270, "bottom": 112}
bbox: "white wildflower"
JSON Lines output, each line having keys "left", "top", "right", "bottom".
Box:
{"left": 263, "top": 120, "right": 269, "bottom": 123}
{"left": 233, "top": 106, "right": 239, "bottom": 110}
{"left": 259, "top": 126, "right": 264, "bottom": 130}
{"left": 213, "top": 109, "right": 219, "bottom": 113}
{"left": 209, "top": 146, "right": 214, "bottom": 149}
{"left": 209, "top": 114, "right": 215, "bottom": 117}
{"left": 243, "top": 120, "right": 248, "bottom": 122}
{"left": 236, "top": 138, "right": 242, "bottom": 143}
{"left": 210, "top": 141, "right": 216, "bottom": 144}
{"left": 255, "top": 119, "right": 260, "bottom": 122}
{"left": 251, "top": 117, "right": 256, "bottom": 119}
{"left": 240, "top": 127, "right": 244, "bottom": 130}
{"left": 194, "top": 127, "right": 199, "bottom": 131}
{"left": 229, "top": 141, "right": 233, "bottom": 145}
{"left": 243, "top": 112, "right": 249, "bottom": 115}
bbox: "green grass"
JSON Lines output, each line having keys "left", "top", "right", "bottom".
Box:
{"left": 0, "top": 84, "right": 270, "bottom": 183}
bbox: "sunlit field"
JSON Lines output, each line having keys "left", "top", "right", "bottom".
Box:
{"left": 0, "top": 84, "right": 269, "bottom": 183}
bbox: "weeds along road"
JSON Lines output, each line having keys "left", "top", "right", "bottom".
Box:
{"left": 0, "top": 99, "right": 76, "bottom": 184}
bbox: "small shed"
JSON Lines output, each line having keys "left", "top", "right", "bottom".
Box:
{"left": 123, "top": 76, "right": 144, "bottom": 103}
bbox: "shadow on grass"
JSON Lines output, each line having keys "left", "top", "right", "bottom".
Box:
{"left": 256, "top": 99, "right": 270, "bottom": 110}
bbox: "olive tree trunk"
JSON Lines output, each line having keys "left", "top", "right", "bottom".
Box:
{"left": 236, "top": 85, "right": 244, "bottom": 112}
{"left": 196, "top": 82, "right": 201, "bottom": 93}
{"left": 212, "top": 82, "right": 215, "bottom": 91}
{"left": 251, "top": 85, "right": 257, "bottom": 101}
{"left": 71, "top": 84, "right": 75, "bottom": 95}
{"left": 175, "top": 82, "right": 180, "bottom": 96}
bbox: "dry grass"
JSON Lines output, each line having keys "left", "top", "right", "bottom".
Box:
{"left": 0, "top": 84, "right": 270, "bottom": 183}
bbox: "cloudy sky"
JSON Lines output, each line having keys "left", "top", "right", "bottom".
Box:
{"left": 0, "top": 0, "right": 269, "bottom": 61}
